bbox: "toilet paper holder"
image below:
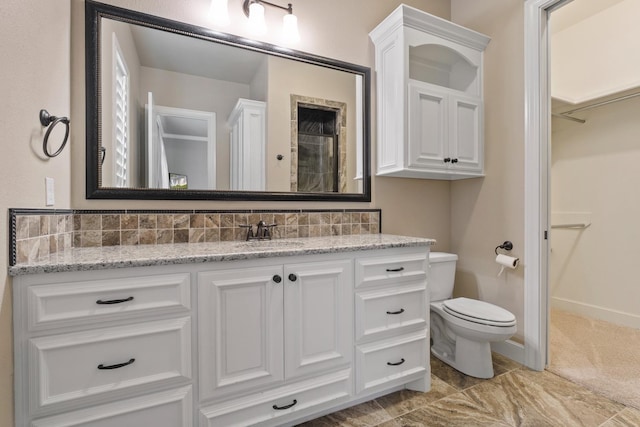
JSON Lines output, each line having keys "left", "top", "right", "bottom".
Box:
{"left": 494, "top": 241, "right": 513, "bottom": 255}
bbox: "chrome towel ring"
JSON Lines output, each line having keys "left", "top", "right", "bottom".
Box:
{"left": 39, "top": 109, "right": 70, "bottom": 158}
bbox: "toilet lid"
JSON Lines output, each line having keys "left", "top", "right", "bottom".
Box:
{"left": 443, "top": 297, "right": 516, "bottom": 327}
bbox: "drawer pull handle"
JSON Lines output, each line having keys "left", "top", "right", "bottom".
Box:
{"left": 386, "top": 267, "right": 404, "bottom": 272}
{"left": 97, "top": 358, "right": 135, "bottom": 370}
{"left": 386, "top": 308, "right": 405, "bottom": 315}
{"left": 387, "top": 358, "right": 405, "bottom": 366}
{"left": 273, "top": 399, "right": 297, "bottom": 410}
{"left": 96, "top": 296, "right": 134, "bottom": 305}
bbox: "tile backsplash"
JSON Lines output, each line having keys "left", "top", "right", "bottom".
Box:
{"left": 10, "top": 208, "right": 381, "bottom": 265}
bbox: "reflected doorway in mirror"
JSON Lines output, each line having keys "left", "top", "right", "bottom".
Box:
{"left": 291, "top": 95, "right": 353, "bottom": 193}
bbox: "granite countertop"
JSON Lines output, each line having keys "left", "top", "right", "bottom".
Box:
{"left": 9, "top": 234, "right": 435, "bottom": 276}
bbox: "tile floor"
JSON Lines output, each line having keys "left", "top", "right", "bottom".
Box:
{"left": 297, "top": 354, "right": 640, "bottom": 427}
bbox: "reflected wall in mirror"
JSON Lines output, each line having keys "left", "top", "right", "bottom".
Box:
{"left": 86, "top": 0, "right": 371, "bottom": 201}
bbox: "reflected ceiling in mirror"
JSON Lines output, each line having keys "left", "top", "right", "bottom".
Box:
{"left": 86, "top": 0, "right": 370, "bottom": 201}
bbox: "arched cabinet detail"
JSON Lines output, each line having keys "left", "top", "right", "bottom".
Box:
{"left": 370, "top": 5, "right": 490, "bottom": 180}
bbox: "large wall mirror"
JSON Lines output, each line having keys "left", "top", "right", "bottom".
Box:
{"left": 86, "top": 0, "right": 371, "bottom": 201}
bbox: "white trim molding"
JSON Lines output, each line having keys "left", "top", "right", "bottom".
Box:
{"left": 523, "top": 0, "right": 572, "bottom": 372}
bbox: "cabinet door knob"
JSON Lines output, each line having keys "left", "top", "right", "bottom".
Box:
{"left": 273, "top": 399, "right": 297, "bottom": 410}
{"left": 451, "top": 158, "right": 459, "bottom": 164}
{"left": 288, "top": 273, "right": 297, "bottom": 282}
{"left": 96, "top": 296, "right": 134, "bottom": 305}
{"left": 273, "top": 275, "right": 282, "bottom": 283}
{"left": 97, "top": 358, "right": 135, "bottom": 370}
{"left": 387, "top": 358, "right": 405, "bottom": 366}
{"left": 443, "top": 158, "right": 451, "bottom": 163}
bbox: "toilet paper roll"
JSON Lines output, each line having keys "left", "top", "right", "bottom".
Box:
{"left": 496, "top": 254, "right": 519, "bottom": 268}
{"left": 496, "top": 254, "right": 519, "bottom": 276}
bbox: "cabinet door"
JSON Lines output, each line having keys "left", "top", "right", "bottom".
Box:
{"left": 284, "top": 260, "right": 353, "bottom": 379}
{"left": 449, "top": 94, "right": 482, "bottom": 173}
{"left": 198, "top": 266, "right": 284, "bottom": 401}
{"left": 407, "top": 81, "right": 449, "bottom": 171}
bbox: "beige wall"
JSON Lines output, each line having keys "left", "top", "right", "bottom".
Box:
{"left": 550, "top": 96, "right": 640, "bottom": 328}
{"left": 450, "top": 0, "right": 526, "bottom": 341}
{"left": 0, "top": 0, "right": 451, "bottom": 425}
{"left": 0, "top": 1, "right": 71, "bottom": 425}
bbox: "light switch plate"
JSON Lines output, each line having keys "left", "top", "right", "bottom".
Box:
{"left": 45, "top": 177, "right": 55, "bottom": 206}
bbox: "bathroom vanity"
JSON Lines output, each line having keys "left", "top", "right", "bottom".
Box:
{"left": 10, "top": 234, "right": 433, "bottom": 426}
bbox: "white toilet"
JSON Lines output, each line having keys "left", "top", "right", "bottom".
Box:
{"left": 429, "top": 252, "right": 516, "bottom": 378}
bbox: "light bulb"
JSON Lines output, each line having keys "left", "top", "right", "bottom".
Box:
{"left": 209, "top": 0, "right": 229, "bottom": 26}
{"left": 282, "top": 13, "right": 300, "bottom": 44}
{"left": 248, "top": 2, "right": 267, "bottom": 36}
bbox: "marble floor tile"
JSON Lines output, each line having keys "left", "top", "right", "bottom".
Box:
{"left": 429, "top": 355, "right": 510, "bottom": 391}
{"left": 374, "top": 375, "right": 458, "bottom": 418}
{"left": 601, "top": 407, "right": 640, "bottom": 427}
{"left": 458, "top": 369, "right": 626, "bottom": 427}
{"left": 298, "top": 354, "right": 636, "bottom": 427}
{"left": 386, "top": 391, "right": 513, "bottom": 427}
{"left": 491, "top": 352, "right": 523, "bottom": 372}
{"left": 296, "top": 399, "right": 392, "bottom": 427}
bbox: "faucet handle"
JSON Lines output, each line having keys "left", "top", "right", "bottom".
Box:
{"left": 239, "top": 224, "right": 254, "bottom": 241}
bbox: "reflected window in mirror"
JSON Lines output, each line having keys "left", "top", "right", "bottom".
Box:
{"left": 112, "top": 34, "right": 130, "bottom": 188}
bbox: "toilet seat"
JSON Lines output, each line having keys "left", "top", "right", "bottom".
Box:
{"left": 442, "top": 297, "right": 516, "bottom": 327}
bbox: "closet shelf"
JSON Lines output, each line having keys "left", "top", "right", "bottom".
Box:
{"left": 553, "top": 90, "right": 640, "bottom": 124}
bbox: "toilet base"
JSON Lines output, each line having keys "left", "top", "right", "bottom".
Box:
{"left": 431, "top": 336, "right": 494, "bottom": 379}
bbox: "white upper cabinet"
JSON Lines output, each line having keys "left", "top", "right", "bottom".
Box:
{"left": 370, "top": 4, "right": 490, "bottom": 180}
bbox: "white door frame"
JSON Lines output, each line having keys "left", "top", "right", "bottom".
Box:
{"left": 523, "top": 0, "right": 572, "bottom": 371}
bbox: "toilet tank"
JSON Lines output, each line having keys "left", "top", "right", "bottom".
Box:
{"left": 429, "top": 252, "right": 458, "bottom": 302}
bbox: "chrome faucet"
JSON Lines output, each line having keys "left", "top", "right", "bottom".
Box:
{"left": 241, "top": 221, "right": 277, "bottom": 241}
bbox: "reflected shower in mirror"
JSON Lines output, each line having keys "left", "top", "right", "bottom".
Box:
{"left": 86, "top": 1, "right": 370, "bottom": 201}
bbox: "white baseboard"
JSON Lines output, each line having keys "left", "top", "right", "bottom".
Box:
{"left": 551, "top": 296, "right": 640, "bottom": 329}
{"left": 491, "top": 339, "right": 525, "bottom": 367}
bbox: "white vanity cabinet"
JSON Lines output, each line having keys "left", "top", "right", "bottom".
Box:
{"left": 198, "top": 257, "right": 354, "bottom": 426}
{"left": 13, "top": 242, "right": 431, "bottom": 427}
{"left": 370, "top": 4, "right": 490, "bottom": 180}
{"left": 12, "top": 268, "right": 194, "bottom": 427}
{"left": 354, "top": 251, "right": 429, "bottom": 394}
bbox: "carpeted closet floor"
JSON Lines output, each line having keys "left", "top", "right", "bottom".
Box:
{"left": 548, "top": 308, "right": 640, "bottom": 410}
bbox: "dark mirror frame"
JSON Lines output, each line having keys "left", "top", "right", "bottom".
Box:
{"left": 85, "top": 0, "right": 371, "bottom": 201}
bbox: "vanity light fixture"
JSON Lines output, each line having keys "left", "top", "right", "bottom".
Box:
{"left": 209, "top": 0, "right": 230, "bottom": 26}
{"left": 242, "top": 0, "right": 300, "bottom": 43}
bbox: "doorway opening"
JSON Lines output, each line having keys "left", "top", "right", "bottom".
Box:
{"left": 296, "top": 105, "right": 340, "bottom": 193}
{"left": 290, "top": 95, "right": 347, "bottom": 193}
{"left": 525, "top": 0, "right": 640, "bottom": 409}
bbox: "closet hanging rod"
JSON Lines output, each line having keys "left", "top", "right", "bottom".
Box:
{"left": 552, "top": 113, "right": 585, "bottom": 124}
{"left": 551, "top": 223, "right": 591, "bottom": 229}
{"left": 562, "top": 90, "right": 640, "bottom": 116}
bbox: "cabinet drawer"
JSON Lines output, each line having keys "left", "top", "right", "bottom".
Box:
{"left": 27, "top": 273, "right": 191, "bottom": 331}
{"left": 28, "top": 317, "right": 191, "bottom": 412}
{"left": 200, "top": 369, "right": 351, "bottom": 427}
{"left": 31, "top": 386, "right": 192, "bottom": 427}
{"left": 355, "top": 252, "right": 427, "bottom": 288}
{"left": 356, "top": 331, "right": 428, "bottom": 393}
{"left": 355, "top": 283, "right": 427, "bottom": 341}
